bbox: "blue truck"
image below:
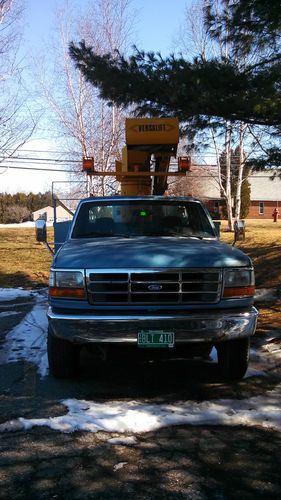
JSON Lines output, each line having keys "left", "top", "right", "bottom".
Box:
{"left": 39, "top": 195, "right": 257, "bottom": 379}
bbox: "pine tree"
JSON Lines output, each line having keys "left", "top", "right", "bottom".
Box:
{"left": 69, "top": 0, "right": 281, "bottom": 168}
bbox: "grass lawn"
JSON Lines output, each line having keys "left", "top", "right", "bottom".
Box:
{"left": 0, "top": 228, "right": 53, "bottom": 288}
{"left": 220, "top": 220, "right": 281, "bottom": 288}
{"left": 0, "top": 220, "right": 280, "bottom": 289}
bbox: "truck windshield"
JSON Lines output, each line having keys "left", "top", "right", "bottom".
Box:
{"left": 71, "top": 200, "right": 216, "bottom": 239}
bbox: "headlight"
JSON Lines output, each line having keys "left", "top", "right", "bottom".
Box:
{"left": 49, "top": 270, "right": 86, "bottom": 299}
{"left": 223, "top": 268, "right": 255, "bottom": 298}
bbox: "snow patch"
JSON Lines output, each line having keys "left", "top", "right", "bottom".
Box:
{"left": 0, "top": 221, "right": 35, "bottom": 228}
{"left": 108, "top": 436, "right": 137, "bottom": 446}
{"left": 0, "top": 288, "right": 36, "bottom": 302}
{"left": 0, "top": 311, "right": 21, "bottom": 318}
{"left": 113, "top": 462, "right": 128, "bottom": 471}
{"left": 0, "top": 221, "right": 53, "bottom": 228}
{"left": 0, "top": 384, "right": 279, "bottom": 435}
{"left": 0, "top": 290, "right": 48, "bottom": 377}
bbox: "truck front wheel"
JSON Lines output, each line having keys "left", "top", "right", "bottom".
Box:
{"left": 216, "top": 337, "right": 250, "bottom": 380}
{"left": 47, "top": 328, "right": 80, "bottom": 378}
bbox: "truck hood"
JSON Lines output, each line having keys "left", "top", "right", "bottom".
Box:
{"left": 53, "top": 237, "right": 251, "bottom": 269}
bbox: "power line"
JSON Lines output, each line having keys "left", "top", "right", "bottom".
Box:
{"left": 0, "top": 164, "right": 279, "bottom": 178}
{"left": 1, "top": 157, "right": 80, "bottom": 165}
{"left": 2, "top": 152, "right": 263, "bottom": 162}
{"left": 0, "top": 165, "right": 74, "bottom": 173}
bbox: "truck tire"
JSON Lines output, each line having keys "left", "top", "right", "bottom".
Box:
{"left": 216, "top": 337, "right": 250, "bottom": 380}
{"left": 47, "top": 328, "right": 80, "bottom": 378}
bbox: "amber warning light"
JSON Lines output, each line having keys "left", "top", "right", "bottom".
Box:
{"left": 178, "top": 156, "right": 191, "bottom": 172}
{"left": 82, "top": 157, "right": 94, "bottom": 173}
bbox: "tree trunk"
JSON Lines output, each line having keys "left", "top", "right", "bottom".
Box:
{"left": 225, "top": 121, "right": 234, "bottom": 231}
{"left": 235, "top": 122, "right": 246, "bottom": 220}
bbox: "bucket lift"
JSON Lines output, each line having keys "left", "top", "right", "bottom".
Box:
{"left": 37, "top": 118, "right": 191, "bottom": 254}
{"left": 83, "top": 117, "right": 190, "bottom": 196}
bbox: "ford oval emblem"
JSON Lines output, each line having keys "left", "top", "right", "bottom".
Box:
{"left": 148, "top": 284, "right": 163, "bottom": 291}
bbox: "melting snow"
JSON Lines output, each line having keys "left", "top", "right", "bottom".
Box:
{"left": 0, "top": 221, "right": 35, "bottom": 228}
{"left": 113, "top": 462, "right": 128, "bottom": 471}
{"left": 1, "top": 388, "right": 281, "bottom": 435}
{"left": 0, "top": 311, "right": 21, "bottom": 318}
{"left": 0, "top": 221, "right": 53, "bottom": 228}
{"left": 0, "top": 289, "right": 48, "bottom": 377}
{"left": 108, "top": 436, "right": 137, "bottom": 446}
{"left": 0, "top": 288, "right": 36, "bottom": 302}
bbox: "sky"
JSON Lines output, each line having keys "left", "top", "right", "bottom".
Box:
{"left": 0, "top": 0, "right": 189, "bottom": 194}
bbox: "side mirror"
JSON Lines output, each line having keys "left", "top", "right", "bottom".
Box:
{"left": 35, "top": 219, "right": 47, "bottom": 242}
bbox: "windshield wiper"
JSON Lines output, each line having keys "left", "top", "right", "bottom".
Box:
{"left": 77, "top": 232, "right": 132, "bottom": 238}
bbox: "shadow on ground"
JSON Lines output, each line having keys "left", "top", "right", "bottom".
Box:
{"left": 0, "top": 424, "right": 280, "bottom": 499}
{"left": 243, "top": 246, "right": 281, "bottom": 288}
{"left": 0, "top": 271, "right": 47, "bottom": 289}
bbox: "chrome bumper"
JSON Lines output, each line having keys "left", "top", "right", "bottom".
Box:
{"left": 48, "top": 306, "right": 258, "bottom": 344}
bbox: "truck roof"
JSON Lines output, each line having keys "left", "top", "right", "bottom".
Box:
{"left": 78, "top": 195, "right": 201, "bottom": 204}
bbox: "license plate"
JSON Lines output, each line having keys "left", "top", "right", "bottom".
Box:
{"left": 138, "top": 330, "right": 175, "bottom": 348}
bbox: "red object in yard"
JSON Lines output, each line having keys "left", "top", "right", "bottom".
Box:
{"left": 272, "top": 207, "right": 279, "bottom": 222}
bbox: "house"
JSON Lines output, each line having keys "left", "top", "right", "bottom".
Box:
{"left": 247, "top": 171, "right": 281, "bottom": 219}
{"left": 32, "top": 205, "right": 73, "bottom": 222}
{"left": 181, "top": 167, "right": 281, "bottom": 219}
{"left": 180, "top": 166, "right": 221, "bottom": 217}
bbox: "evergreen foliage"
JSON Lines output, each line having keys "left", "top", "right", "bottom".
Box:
{"left": 69, "top": 0, "right": 281, "bottom": 168}
{"left": 205, "top": 0, "right": 281, "bottom": 54}
{"left": 240, "top": 176, "right": 251, "bottom": 219}
{"left": 0, "top": 191, "right": 52, "bottom": 223}
{"left": 69, "top": 42, "right": 281, "bottom": 128}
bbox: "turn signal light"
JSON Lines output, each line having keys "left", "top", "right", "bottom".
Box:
{"left": 223, "top": 286, "right": 255, "bottom": 298}
{"left": 49, "top": 287, "right": 86, "bottom": 299}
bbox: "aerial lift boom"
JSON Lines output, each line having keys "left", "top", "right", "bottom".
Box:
{"left": 83, "top": 117, "right": 190, "bottom": 195}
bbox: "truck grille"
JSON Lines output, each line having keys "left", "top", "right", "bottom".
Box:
{"left": 86, "top": 269, "right": 222, "bottom": 305}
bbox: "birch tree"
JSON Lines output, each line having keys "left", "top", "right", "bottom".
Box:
{"left": 234, "top": 122, "right": 247, "bottom": 220}
{"left": 38, "top": 0, "right": 133, "bottom": 196}
{"left": 173, "top": 0, "right": 257, "bottom": 229}
{"left": 0, "top": 0, "right": 36, "bottom": 170}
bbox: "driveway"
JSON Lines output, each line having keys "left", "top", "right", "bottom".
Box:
{"left": 0, "top": 289, "right": 280, "bottom": 499}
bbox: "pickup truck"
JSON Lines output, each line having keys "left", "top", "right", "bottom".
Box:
{"left": 43, "top": 195, "right": 258, "bottom": 379}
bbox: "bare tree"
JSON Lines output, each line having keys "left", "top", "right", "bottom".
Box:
{"left": 174, "top": 0, "right": 265, "bottom": 229}
{"left": 4, "top": 204, "right": 30, "bottom": 223}
{"left": 37, "top": 0, "right": 134, "bottom": 197}
{"left": 234, "top": 122, "right": 247, "bottom": 220}
{"left": 0, "top": 0, "right": 37, "bottom": 170}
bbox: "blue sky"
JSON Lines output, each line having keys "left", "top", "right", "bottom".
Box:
{"left": 1, "top": 0, "right": 189, "bottom": 193}
{"left": 24, "top": 0, "right": 188, "bottom": 55}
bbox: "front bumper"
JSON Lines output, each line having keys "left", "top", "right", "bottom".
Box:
{"left": 48, "top": 306, "right": 258, "bottom": 344}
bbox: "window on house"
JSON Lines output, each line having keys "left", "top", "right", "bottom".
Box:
{"left": 259, "top": 202, "right": 264, "bottom": 215}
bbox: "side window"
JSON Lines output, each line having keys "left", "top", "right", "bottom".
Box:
{"left": 259, "top": 202, "right": 264, "bottom": 215}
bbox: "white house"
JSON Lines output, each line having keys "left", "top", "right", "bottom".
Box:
{"left": 32, "top": 205, "right": 73, "bottom": 222}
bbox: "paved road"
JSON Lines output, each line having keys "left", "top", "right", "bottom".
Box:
{"left": 0, "top": 293, "right": 280, "bottom": 499}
